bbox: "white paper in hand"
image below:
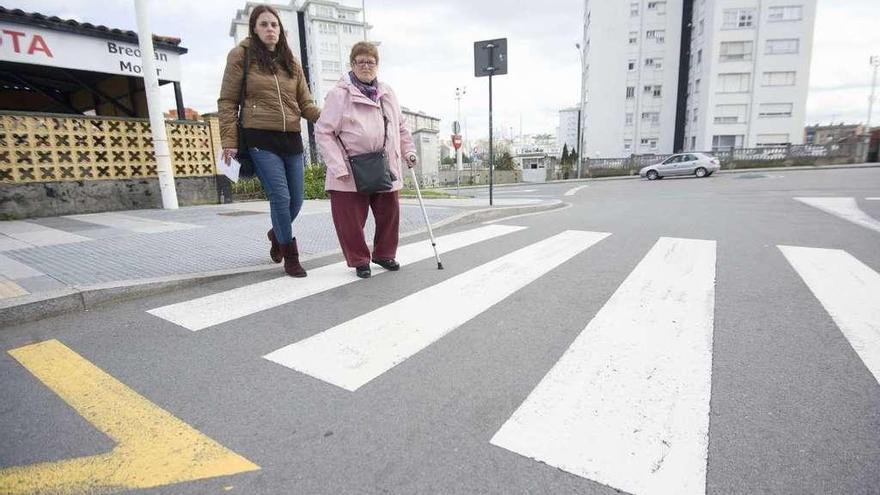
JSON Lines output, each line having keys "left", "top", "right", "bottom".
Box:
{"left": 216, "top": 152, "right": 241, "bottom": 183}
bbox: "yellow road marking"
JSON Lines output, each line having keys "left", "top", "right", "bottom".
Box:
{"left": 0, "top": 340, "right": 259, "bottom": 494}
{"left": 0, "top": 278, "right": 28, "bottom": 299}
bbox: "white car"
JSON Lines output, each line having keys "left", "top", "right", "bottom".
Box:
{"left": 639, "top": 153, "right": 721, "bottom": 180}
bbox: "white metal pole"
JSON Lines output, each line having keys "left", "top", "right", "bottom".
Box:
{"left": 134, "top": 0, "right": 178, "bottom": 209}
{"left": 576, "top": 42, "right": 585, "bottom": 179}
{"left": 867, "top": 56, "right": 879, "bottom": 130}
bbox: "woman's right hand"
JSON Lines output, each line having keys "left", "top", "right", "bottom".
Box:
{"left": 222, "top": 148, "right": 238, "bottom": 165}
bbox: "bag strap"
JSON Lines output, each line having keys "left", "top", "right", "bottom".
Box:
{"left": 335, "top": 96, "right": 388, "bottom": 160}
{"left": 236, "top": 49, "right": 249, "bottom": 130}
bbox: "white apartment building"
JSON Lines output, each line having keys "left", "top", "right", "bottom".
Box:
{"left": 684, "top": 0, "right": 816, "bottom": 151}
{"left": 581, "top": 0, "right": 684, "bottom": 157}
{"left": 558, "top": 106, "right": 580, "bottom": 156}
{"left": 402, "top": 107, "right": 441, "bottom": 185}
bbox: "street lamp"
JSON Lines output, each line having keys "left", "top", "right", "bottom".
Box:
{"left": 575, "top": 42, "right": 585, "bottom": 179}
{"left": 455, "top": 86, "right": 466, "bottom": 194}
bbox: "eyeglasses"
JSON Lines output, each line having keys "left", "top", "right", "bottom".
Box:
{"left": 354, "top": 60, "right": 377, "bottom": 68}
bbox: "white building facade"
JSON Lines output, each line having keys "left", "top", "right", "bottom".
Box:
{"left": 683, "top": 0, "right": 817, "bottom": 151}
{"left": 402, "top": 108, "right": 441, "bottom": 186}
{"left": 558, "top": 106, "right": 580, "bottom": 156}
{"left": 581, "top": 0, "right": 685, "bottom": 157}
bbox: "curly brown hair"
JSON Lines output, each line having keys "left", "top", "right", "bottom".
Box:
{"left": 248, "top": 5, "right": 300, "bottom": 77}
{"left": 349, "top": 41, "right": 380, "bottom": 66}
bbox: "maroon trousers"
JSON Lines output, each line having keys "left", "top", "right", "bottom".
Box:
{"left": 329, "top": 190, "right": 400, "bottom": 267}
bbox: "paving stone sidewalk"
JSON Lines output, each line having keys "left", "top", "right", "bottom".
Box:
{"left": 0, "top": 197, "right": 548, "bottom": 306}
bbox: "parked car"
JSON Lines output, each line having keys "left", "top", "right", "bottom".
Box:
{"left": 639, "top": 153, "right": 720, "bottom": 180}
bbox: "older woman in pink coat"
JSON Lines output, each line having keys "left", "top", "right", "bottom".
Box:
{"left": 315, "top": 41, "right": 418, "bottom": 279}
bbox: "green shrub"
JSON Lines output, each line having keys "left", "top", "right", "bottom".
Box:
{"left": 304, "top": 164, "right": 327, "bottom": 199}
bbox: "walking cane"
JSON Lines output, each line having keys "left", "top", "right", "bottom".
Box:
{"left": 408, "top": 166, "right": 444, "bottom": 270}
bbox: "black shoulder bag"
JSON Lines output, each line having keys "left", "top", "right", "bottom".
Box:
{"left": 235, "top": 50, "right": 256, "bottom": 178}
{"left": 335, "top": 100, "right": 395, "bottom": 194}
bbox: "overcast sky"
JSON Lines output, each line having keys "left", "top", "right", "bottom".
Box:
{"left": 18, "top": 0, "right": 880, "bottom": 141}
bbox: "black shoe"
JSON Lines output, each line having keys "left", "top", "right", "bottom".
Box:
{"left": 356, "top": 265, "right": 371, "bottom": 278}
{"left": 371, "top": 258, "right": 400, "bottom": 271}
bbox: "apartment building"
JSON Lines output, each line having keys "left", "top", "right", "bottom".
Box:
{"left": 581, "top": 0, "right": 685, "bottom": 157}
{"left": 683, "top": 1, "right": 817, "bottom": 151}
{"left": 557, "top": 106, "right": 580, "bottom": 157}
{"left": 402, "top": 107, "right": 441, "bottom": 185}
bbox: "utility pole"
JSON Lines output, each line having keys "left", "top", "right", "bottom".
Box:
{"left": 362, "top": 0, "right": 367, "bottom": 41}
{"left": 575, "top": 42, "right": 585, "bottom": 179}
{"left": 455, "top": 86, "right": 466, "bottom": 195}
{"left": 867, "top": 55, "right": 880, "bottom": 130}
{"left": 134, "top": 0, "right": 178, "bottom": 209}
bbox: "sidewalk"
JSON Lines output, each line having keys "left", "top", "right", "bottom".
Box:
{"left": 0, "top": 197, "right": 562, "bottom": 324}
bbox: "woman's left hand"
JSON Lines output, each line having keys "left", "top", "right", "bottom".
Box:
{"left": 405, "top": 152, "right": 418, "bottom": 168}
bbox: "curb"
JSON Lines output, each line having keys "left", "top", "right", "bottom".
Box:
{"left": 0, "top": 200, "right": 564, "bottom": 327}
{"left": 443, "top": 162, "right": 880, "bottom": 189}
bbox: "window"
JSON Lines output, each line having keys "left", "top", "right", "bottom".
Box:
{"left": 647, "top": 1, "right": 666, "bottom": 14}
{"left": 626, "top": 86, "right": 635, "bottom": 98}
{"left": 694, "top": 78, "right": 701, "bottom": 93}
{"left": 766, "top": 39, "right": 799, "bottom": 55}
{"left": 756, "top": 134, "right": 790, "bottom": 146}
{"left": 697, "top": 49, "right": 702, "bottom": 65}
{"left": 653, "top": 85, "right": 662, "bottom": 97}
{"left": 758, "top": 103, "right": 793, "bottom": 118}
{"left": 712, "top": 135, "right": 744, "bottom": 151}
{"left": 630, "top": 2, "right": 639, "bottom": 16}
{"left": 762, "top": 71, "right": 796, "bottom": 86}
{"left": 722, "top": 8, "right": 755, "bottom": 28}
{"left": 320, "top": 41, "right": 339, "bottom": 55}
{"left": 318, "top": 22, "right": 337, "bottom": 35}
{"left": 628, "top": 59, "right": 636, "bottom": 71}
{"left": 624, "top": 139, "right": 633, "bottom": 152}
{"left": 646, "top": 30, "right": 665, "bottom": 43}
{"left": 641, "top": 112, "right": 660, "bottom": 125}
{"left": 718, "top": 72, "right": 751, "bottom": 93}
{"left": 640, "top": 138, "right": 658, "bottom": 150}
{"left": 625, "top": 113, "right": 634, "bottom": 125}
{"left": 338, "top": 10, "right": 355, "bottom": 20}
{"left": 691, "top": 136, "right": 697, "bottom": 149}
{"left": 714, "top": 104, "right": 748, "bottom": 124}
{"left": 720, "top": 41, "right": 753, "bottom": 61}
{"left": 645, "top": 57, "right": 663, "bottom": 69}
{"left": 321, "top": 60, "right": 341, "bottom": 73}
{"left": 629, "top": 31, "right": 638, "bottom": 44}
{"left": 693, "top": 108, "right": 698, "bottom": 122}
{"left": 342, "top": 25, "right": 360, "bottom": 35}
{"left": 768, "top": 6, "right": 803, "bottom": 21}
{"left": 698, "top": 19, "right": 704, "bottom": 35}
{"left": 317, "top": 5, "right": 334, "bottom": 17}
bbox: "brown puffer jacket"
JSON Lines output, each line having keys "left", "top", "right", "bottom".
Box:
{"left": 217, "top": 38, "right": 321, "bottom": 149}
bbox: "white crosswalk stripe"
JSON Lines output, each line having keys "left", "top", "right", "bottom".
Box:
{"left": 779, "top": 245, "right": 880, "bottom": 384}
{"left": 263, "top": 230, "right": 610, "bottom": 391}
{"left": 794, "top": 197, "right": 880, "bottom": 234}
{"left": 490, "top": 237, "right": 717, "bottom": 495}
{"left": 147, "top": 224, "right": 526, "bottom": 331}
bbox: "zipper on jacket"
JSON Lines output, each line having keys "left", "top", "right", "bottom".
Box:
{"left": 273, "top": 73, "right": 286, "bottom": 132}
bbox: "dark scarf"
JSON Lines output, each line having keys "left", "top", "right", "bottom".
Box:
{"left": 349, "top": 71, "right": 379, "bottom": 102}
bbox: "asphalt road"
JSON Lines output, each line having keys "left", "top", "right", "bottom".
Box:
{"left": 2, "top": 167, "right": 878, "bottom": 495}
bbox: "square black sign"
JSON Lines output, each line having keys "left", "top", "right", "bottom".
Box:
{"left": 474, "top": 38, "right": 507, "bottom": 77}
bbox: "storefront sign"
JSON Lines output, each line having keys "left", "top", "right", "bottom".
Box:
{"left": 0, "top": 21, "right": 182, "bottom": 81}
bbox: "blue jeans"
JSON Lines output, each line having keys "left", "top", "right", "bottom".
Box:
{"left": 250, "top": 148, "right": 305, "bottom": 244}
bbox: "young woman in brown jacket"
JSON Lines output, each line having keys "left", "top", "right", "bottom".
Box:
{"left": 218, "top": 4, "right": 320, "bottom": 277}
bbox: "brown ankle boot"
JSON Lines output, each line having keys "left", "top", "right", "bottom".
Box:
{"left": 267, "top": 229, "right": 282, "bottom": 263}
{"left": 282, "top": 238, "right": 307, "bottom": 277}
